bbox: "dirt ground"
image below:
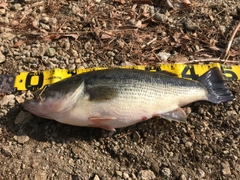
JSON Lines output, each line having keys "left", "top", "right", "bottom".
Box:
{"left": 0, "top": 0, "right": 239, "bottom": 179}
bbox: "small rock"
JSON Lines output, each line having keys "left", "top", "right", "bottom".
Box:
{"left": 71, "top": 147, "right": 81, "bottom": 156}
{"left": 69, "top": 48, "right": 78, "bottom": 57}
{"left": 13, "top": 3, "right": 22, "bottom": 10}
{"left": 0, "top": 17, "right": 9, "bottom": 24}
{"left": 115, "top": 170, "right": 122, "bottom": 177}
{"left": 157, "top": 52, "right": 171, "bottom": 61}
{"left": 162, "top": 167, "right": 171, "bottom": 177}
{"left": 186, "top": 107, "right": 191, "bottom": 115}
{"left": 15, "top": 94, "right": 25, "bottom": 104}
{"left": 32, "top": 20, "right": 39, "bottom": 28}
{"left": 197, "top": 168, "right": 205, "bottom": 178}
{"left": 34, "top": 171, "right": 47, "bottom": 180}
{"left": 151, "top": 161, "right": 159, "bottom": 175}
{"left": 41, "top": 16, "right": 50, "bottom": 24}
{"left": 0, "top": 32, "right": 16, "bottom": 40}
{"left": 45, "top": 48, "right": 56, "bottom": 57}
{"left": 31, "top": 47, "right": 46, "bottom": 57}
{"left": 93, "top": 174, "right": 100, "bottom": 180}
{"left": 180, "top": 174, "right": 187, "bottom": 180}
{"left": 221, "top": 162, "right": 231, "bottom": 175}
{"left": 107, "top": 51, "right": 115, "bottom": 57}
{"left": 185, "top": 141, "right": 193, "bottom": 147}
{"left": 0, "top": 94, "right": 15, "bottom": 107}
{"left": 13, "top": 135, "right": 30, "bottom": 144}
{"left": 123, "top": 172, "right": 129, "bottom": 179}
{"left": 40, "top": 23, "right": 50, "bottom": 30}
{"left": 1, "top": 146, "right": 12, "bottom": 157}
{"left": 0, "top": 9, "right": 6, "bottom": 15}
{"left": 154, "top": 13, "right": 168, "bottom": 22}
{"left": 14, "top": 111, "right": 33, "bottom": 124}
{"left": 185, "top": 19, "right": 198, "bottom": 31}
{"left": 138, "top": 170, "right": 156, "bottom": 180}
{"left": 0, "top": 51, "right": 5, "bottom": 63}
{"left": 49, "top": 18, "right": 57, "bottom": 24}
{"left": 25, "top": 90, "right": 34, "bottom": 100}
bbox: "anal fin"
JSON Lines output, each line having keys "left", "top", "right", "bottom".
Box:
{"left": 159, "top": 108, "right": 187, "bottom": 122}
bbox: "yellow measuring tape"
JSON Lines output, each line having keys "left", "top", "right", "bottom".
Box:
{"left": 14, "top": 63, "right": 240, "bottom": 91}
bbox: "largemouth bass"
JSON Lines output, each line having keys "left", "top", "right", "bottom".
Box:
{"left": 23, "top": 67, "right": 234, "bottom": 131}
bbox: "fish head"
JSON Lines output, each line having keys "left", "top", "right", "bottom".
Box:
{"left": 23, "top": 88, "right": 70, "bottom": 119}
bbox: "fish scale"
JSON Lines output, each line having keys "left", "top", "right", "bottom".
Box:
{"left": 23, "top": 68, "right": 234, "bottom": 131}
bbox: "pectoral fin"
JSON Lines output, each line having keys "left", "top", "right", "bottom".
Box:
{"left": 85, "top": 86, "right": 118, "bottom": 101}
{"left": 89, "top": 116, "right": 117, "bottom": 131}
{"left": 89, "top": 116, "right": 117, "bottom": 122}
{"left": 159, "top": 108, "right": 187, "bottom": 122}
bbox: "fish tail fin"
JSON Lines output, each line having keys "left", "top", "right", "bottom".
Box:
{"left": 198, "top": 67, "right": 234, "bottom": 103}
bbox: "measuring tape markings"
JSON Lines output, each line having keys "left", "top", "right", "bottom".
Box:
{"left": 13, "top": 63, "right": 240, "bottom": 91}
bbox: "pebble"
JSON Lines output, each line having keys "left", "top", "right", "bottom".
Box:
{"left": 115, "top": 170, "right": 122, "bottom": 177}
{"left": 123, "top": 172, "right": 129, "bottom": 179}
{"left": 93, "top": 174, "right": 100, "bottom": 180}
{"left": 15, "top": 94, "right": 25, "bottom": 104}
{"left": 138, "top": 170, "right": 156, "bottom": 180}
{"left": 186, "top": 107, "right": 192, "bottom": 115}
{"left": 13, "top": 3, "right": 22, "bottom": 10}
{"left": 197, "top": 168, "right": 205, "bottom": 178}
{"left": 0, "top": 94, "right": 15, "bottom": 107}
{"left": 221, "top": 162, "right": 231, "bottom": 175}
{"left": 69, "top": 48, "right": 78, "bottom": 57}
{"left": 154, "top": 13, "right": 168, "bottom": 22}
{"left": 34, "top": 171, "right": 47, "bottom": 180}
{"left": 13, "top": 135, "right": 30, "bottom": 144}
{"left": 162, "top": 167, "right": 171, "bottom": 177}
{"left": 0, "top": 8, "right": 6, "bottom": 15}
{"left": 0, "top": 32, "right": 16, "bottom": 40}
{"left": 14, "top": 111, "right": 33, "bottom": 124}
{"left": 0, "top": 51, "right": 5, "bottom": 63}
{"left": 157, "top": 52, "right": 171, "bottom": 61}
{"left": 180, "top": 174, "right": 187, "bottom": 180}
{"left": 1, "top": 146, "right": 13, "bottom": 157}
{"left": 0, "top": 17, "right": 9, "bottom": 24}
{"left": 71, "top": 147, "right": 81, "bottom": 156}
{"left": 45, "top": 48, "right": 56, "bottom": 57}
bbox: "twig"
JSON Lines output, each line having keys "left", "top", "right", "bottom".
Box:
{"left": 223, "top": 22, "right": 240, "bottom": 61}
{"left": 38, "top": 85, "right": 48, "bottom": 102}
{"left": 185, "top": 58, "right": 238, "bottom": 64}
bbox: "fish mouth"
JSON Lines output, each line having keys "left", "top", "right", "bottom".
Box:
{"left": 22, "top": 98, "right": 51, "bottom": 119}
{"left": 23, "top": 99, "right": 40, "bottom": 110}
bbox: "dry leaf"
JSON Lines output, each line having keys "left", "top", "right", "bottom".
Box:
{"left": 101, "top": 31, "right": 114, "bottom": 39}
{"left": 43, "top": 34, "right": 61, "bottom": 41}
{"left": 43, "top": 33, "right": 79, "bottom": 41}
{"left": 173, "top": 32, "right": 181, "bottom": 43}
{"left": 65, "top": 34, "right": 79, "bottom": 40}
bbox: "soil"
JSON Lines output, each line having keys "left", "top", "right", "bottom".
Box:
{"left": 0, "top": 0, "right": 239, "bottom": 179}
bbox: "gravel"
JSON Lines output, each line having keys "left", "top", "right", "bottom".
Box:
{"left": 0, "top": 0, "right": 240, "bottom": 179}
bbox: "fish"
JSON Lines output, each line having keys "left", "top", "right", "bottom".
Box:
{"left": 23, "top": 67, "right": 234, "bottom": 131}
